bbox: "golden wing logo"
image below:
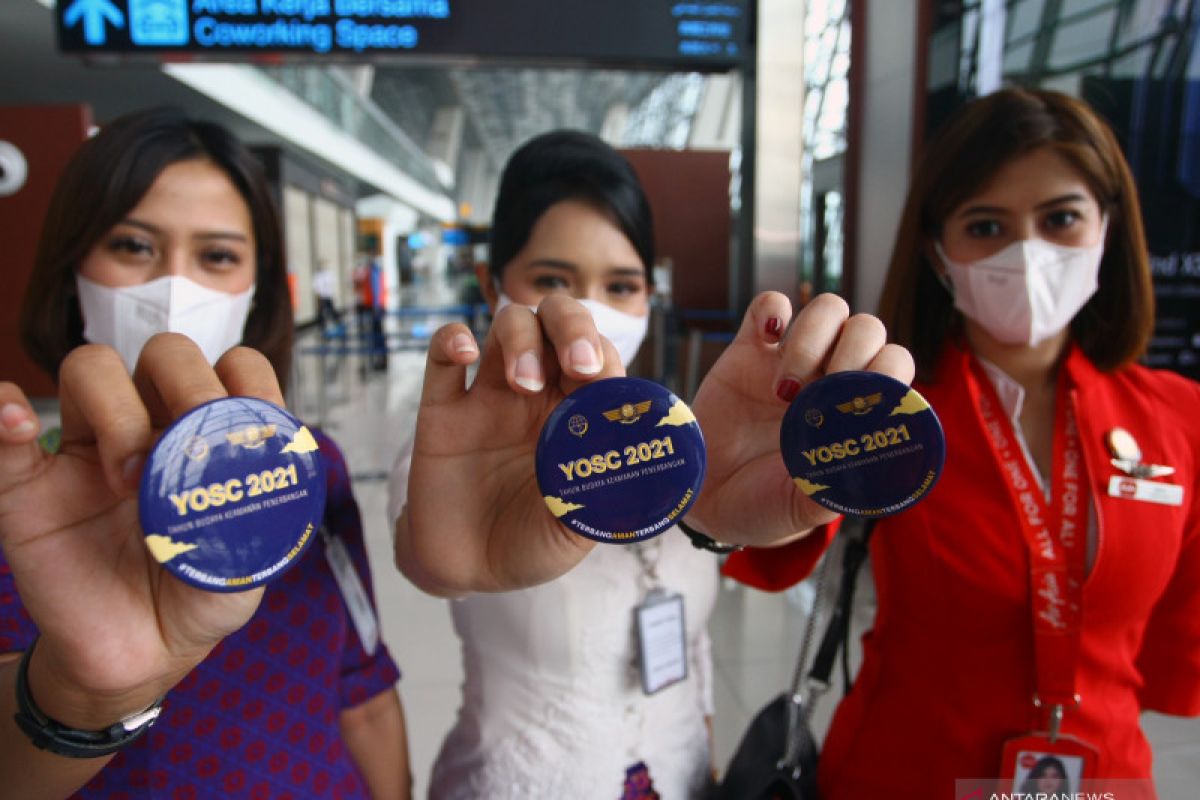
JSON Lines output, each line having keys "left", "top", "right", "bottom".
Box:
{"left": 656, "top": 399, "right": 697, "bottom": 428}
{"left": 281, "top": 426, "right": 319, "bottom": 455}
{"left": 145, "top": 534, "right": 199, "bottom": 563}
{"left": 544, "top": 496, "right": 585, "bottom": 518}
{"left": 602, "top": 400, "right": 653, "bottom": 424}
{"left": 794, "top": 477, "right": 830, "bottom": 496}
{"left": 835, "top": 393, "right": 883, "bottom": 416}
{"left": 889, "top": 389, "right": 930, "bottom": 417}
{"left": 227, "top": 423, "right": 278, "bottom": 449}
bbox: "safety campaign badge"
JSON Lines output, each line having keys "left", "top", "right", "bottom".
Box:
{"left": 780, "top": 371, "right": 945, "bottom": 517}
{"left": 139, "top": 397, "right": 327, "bottom": 592}
{"left": 536, "top": 377, "right": 706, "bottom": 544}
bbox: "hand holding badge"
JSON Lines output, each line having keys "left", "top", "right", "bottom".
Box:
{"left": 401, "top": 295, "right": 628, "bottom": 596}
{"left": 0, "top": 335, "right": 280, "bottom": 733}
{"left": 686, "top": 292, "right": 935, "bottom": 547}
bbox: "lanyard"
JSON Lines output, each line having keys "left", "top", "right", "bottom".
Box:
{"left": 966, "top": 358, "right": 1090, "bottom": 732}
{"left": 630, "top": 540, "right": 665, "bottom": 595}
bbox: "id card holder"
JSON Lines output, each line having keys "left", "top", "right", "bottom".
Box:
{"left": 322, "top": 528, "right": 380, "bottom": 655}
{"left": 635, "top": 590, "right": 687, "bottom": 695}
{"left": 999, "top": 733, "right": 1098, "bottom": 792}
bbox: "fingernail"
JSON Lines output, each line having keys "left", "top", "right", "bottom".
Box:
{"left": 776, "top": 378, "right": 801, "bottom": 403}
{"left": 451, "top": 333, "right": 477, "bottom": 355}
{"left": 765, "top": 317, "right": 782, "bottom": 339}
{"left": 122, "top": 454, "right": 144, "bottom": 488}
{"left": 0, "top": 403, "right": 36, "bottom": 435}
{"left": 568, "top": 339, "right": 602, "bottom": 375}
{"left": 514, "top": 351, "right": 545, "bottom": 392}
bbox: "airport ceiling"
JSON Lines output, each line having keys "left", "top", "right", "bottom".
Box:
{"left": 371, "top": 66, "right": 667, "bottom": 171}
{"left": 1, "top": 0, "right": 687, "bottom": 204}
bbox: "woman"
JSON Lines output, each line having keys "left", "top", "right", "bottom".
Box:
{"left": 391, "top": 130, "right": 719, "bottom": 798}
{"left": 1019, "top": 755, "right": 1071, "bottom": 795}
{"left": 723, "top": 88, "right": 1199, "bottom": 797}
{"left": 0, "top": 108, "right": 409, "bottom": 798}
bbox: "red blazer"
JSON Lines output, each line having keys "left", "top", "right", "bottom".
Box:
{"left": 724, "top": 343, "right": 1200, "bottom": 798}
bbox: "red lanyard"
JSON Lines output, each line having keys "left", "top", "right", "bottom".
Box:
{"left": 966, "top": 358, "right": 1090, "bottom": 719}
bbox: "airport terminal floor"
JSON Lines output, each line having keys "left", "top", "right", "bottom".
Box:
{"left": 235, "top": 274, "right": 1200, "bottom": 799}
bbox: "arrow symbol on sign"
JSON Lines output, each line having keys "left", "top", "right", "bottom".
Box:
{"left": 64, "top": 0, "right": 125, "bottom": 46}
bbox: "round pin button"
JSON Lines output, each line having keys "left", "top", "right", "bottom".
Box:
{"left": 535, "top": 377, "right": 706, "bottom": 544}
{"left": 139, "top": 396, "right": 326, "bottom": 592}
{"left": 780, "top": 371, "right": 945, "bottom": 518}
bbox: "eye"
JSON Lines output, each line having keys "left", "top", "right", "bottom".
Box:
{"left": 107, "top": 235, "right": 154, "bottom": 257}
{"left": 201, "top": 248, "right": 244, "bottom": 270}
{"left": 1043, "top": 208, "right": 1081, "bottom": 230}
{"left": 964, "top": 219, "right": 1002, "bottom": 238}
{"left": 532, "top": 274, "right": 570, "bottom": 291}
{"left": 606, "top": 280, "right": 644, "bottom": 297}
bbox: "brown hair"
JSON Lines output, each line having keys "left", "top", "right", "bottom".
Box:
{"left": 21, "top": 107, "right": 293, "bottom": 384}
{"left": 877, "top": 87, "right": 1154, "bottom": 380}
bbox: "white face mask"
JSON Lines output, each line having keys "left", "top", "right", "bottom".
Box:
{"left": 76, "top": 274, "right": 255, "bottom": 373}
{"left": 495, "top": 290, "right": 649, "bottom": 368}
{"left": 935, "top": 221, "right": 1107, "bottom": 347}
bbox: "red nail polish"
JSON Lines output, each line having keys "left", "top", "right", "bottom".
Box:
{"left": 776, "top": 378, "right": 801, "bottom": 403}
{"left": 765, "top": 317, "right": 782, "bottom": 338}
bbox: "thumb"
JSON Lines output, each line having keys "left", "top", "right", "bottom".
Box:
{"left": 0, "top": 382, "right": 48, "bottom": 518}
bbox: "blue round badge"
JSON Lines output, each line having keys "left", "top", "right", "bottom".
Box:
{"left": 535, "top": 377, "right": 706, "bottom": 544}
{"left": 138, "top": 397, "right": 327, "bottom": 592}
{"left": 779, "top": 371, "right": 944, "bottom": 517}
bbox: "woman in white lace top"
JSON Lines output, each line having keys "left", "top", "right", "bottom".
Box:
{"left": 390, "top": 131, "right": 719, "bottom": 799}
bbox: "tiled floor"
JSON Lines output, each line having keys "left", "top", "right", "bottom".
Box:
{"left": 291, "top": 284, "right": 1200, "bottom": 799}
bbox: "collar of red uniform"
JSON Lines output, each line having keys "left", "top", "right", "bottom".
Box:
{"left": 932, "top": 336, "right": 1100, "bottom": 391}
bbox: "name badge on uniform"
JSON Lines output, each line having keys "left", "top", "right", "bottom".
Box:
{"left": 635, "top": 590, "right": 687, "bottom": 695}
{"left": 322, "top": 529, "right": 380, "bottom": 656}
{"left": 999, "top": 732, "right": 1098, "bottom": 793}
{"left": 1106, "top": 475, "right": 1184, "bottom": 507}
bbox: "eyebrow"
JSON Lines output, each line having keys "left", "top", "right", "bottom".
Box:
{"left": 958, "top": 193, "right": 1091, "bottom": 217}
{"left": 118, "top": 217, "right": 250, "bottom": 243}
{"left": 527, "top": 258, "right": 645, "bottom": 277}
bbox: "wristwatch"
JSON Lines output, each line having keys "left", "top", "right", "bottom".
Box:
{"left": 13, "top": 637, "right": 164, "bottom": 758}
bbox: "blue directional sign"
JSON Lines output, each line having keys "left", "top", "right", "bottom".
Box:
{"left": 63, "top": 0, "right": 125, "bottom": 46}
{"left": 130, "top": 0, "right": 189, "bottom": 46}
{"left": 56, "top": 1, "right": 749, "bottom": 72}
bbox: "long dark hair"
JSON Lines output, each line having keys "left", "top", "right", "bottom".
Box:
{"left": 877, "top": 87, "right": 1154, "bottom": 380}
{"left": 489, "top": 130, "right": 655, "bottom": 278}
{"left": 21, "top": 107, "right": 293, "bottom": 384}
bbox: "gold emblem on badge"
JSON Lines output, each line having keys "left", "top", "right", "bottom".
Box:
{"left": 603, "top": 400, "right": 652, "bottom": 424}
{"left": 183, "top": 436, "right": 210, "bottom": 462}
{"left": 227, "top": 423, "right": 278, "bottom": 449}
{"left": 836, "top": 393, "right": 883, "bottom": 416}
{"left": 568, "top": 414, "right": 589, "bottom": 437}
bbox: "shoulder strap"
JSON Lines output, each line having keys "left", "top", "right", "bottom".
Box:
{"left": 810, "top": 518, "right": 875, "bottom": 694}
{"left": 780, "top": 519, "right": 877, "bottom": 769}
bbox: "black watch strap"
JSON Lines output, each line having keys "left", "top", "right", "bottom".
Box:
{"left": 13, "top": 637, "right": 164, "bottom": 759}
{"left": 676, "top": 518, "right": 743, "bottom": 554}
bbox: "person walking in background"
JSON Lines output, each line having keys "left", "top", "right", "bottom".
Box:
{"left": 313, "top": 259, "right": 343, "bottom": 336}
{"left": 354, "top": 256, "right": 388, "bottom": 372}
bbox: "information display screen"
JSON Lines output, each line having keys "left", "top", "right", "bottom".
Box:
{"left": 57, "top": 1, "right": 750, "bottom": 71}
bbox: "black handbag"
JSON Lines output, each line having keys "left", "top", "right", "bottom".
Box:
{"left": 715, "top": 521, "right": 876, "bottom": 800}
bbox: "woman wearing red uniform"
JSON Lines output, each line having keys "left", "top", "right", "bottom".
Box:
{"left": 723, "top": 88, "right": 1200, "bottom": 797}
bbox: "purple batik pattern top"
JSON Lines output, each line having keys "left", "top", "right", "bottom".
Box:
{"left": 0, "top": 429, "right": 400, "bottom": 799}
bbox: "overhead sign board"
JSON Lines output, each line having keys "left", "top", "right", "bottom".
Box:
{"left": 57, "top": 1, "right": 750, "bottom": 71}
